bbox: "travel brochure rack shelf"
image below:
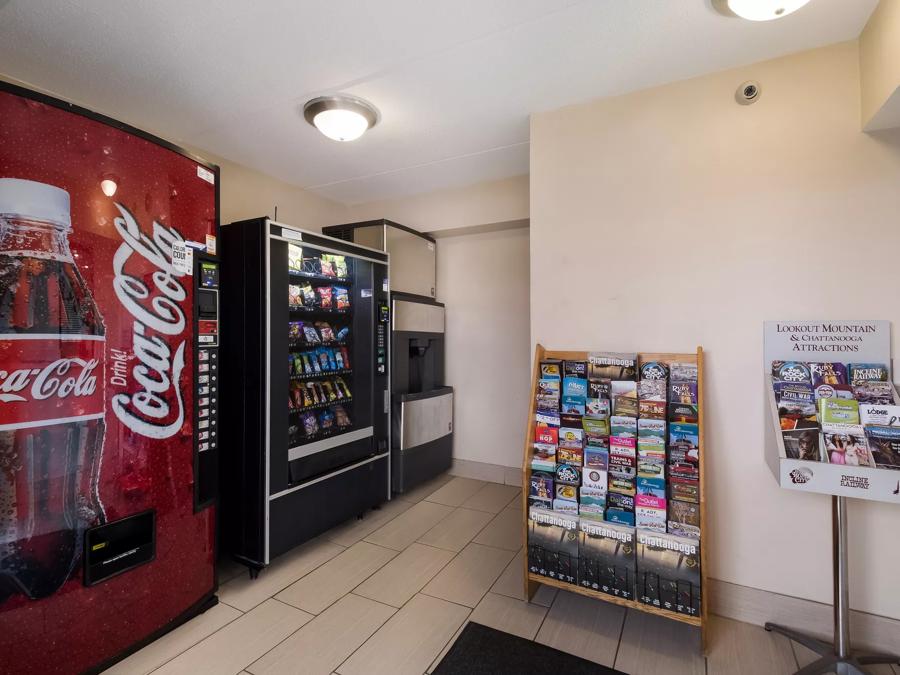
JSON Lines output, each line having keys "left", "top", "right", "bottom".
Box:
{"left": 520, "top": 345, "right": 708, "bottom": 649}
{"left": 764, "top": 320, "right": 900, "bottom": 501}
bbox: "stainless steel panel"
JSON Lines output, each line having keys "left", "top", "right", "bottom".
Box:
{"left": 386, "top": 226, "right": 436, "bottom": 297}
{"left": 400, "top": 391, "right": 453, "bottom": 450}
{"left": 351, "top": 224, "right": 386, "bottom": 251}
{"left": 393, "top": 299, "right": 444, "bottom": 334}
{"left": 287, "top": 426, "right": 375, "bottom": 462}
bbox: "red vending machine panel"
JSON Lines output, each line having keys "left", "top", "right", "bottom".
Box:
{"left": 0, "top": 83, "right": 218, "bottom": 675}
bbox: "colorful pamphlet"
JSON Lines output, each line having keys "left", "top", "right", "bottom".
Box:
{"left": 859, "top": 404, "right": 900, "bottom": 427}
{"left": 818, "top": 398, "right": 860, "bottom": 424}
{"left": 849, "top": 363, "right": 889, "bottom": 384}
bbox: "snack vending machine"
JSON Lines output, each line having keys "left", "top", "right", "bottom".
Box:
{"left": 220, "top": 219, "right": 390, "bottom": 571}
{"left": 0, "top": 83, "right": 219, "bottom": 674}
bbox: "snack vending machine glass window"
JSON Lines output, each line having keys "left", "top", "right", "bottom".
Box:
{"left": 220, "top": 219, "right": 390, "bottom": 571}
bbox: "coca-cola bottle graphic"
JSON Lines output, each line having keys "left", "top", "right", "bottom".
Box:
{"left": 0, "top": 178, "right": 106, "bottom": 602}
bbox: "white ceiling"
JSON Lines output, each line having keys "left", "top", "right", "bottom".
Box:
{"left": 0, "top": 0, "right": 878, "bottom": 205}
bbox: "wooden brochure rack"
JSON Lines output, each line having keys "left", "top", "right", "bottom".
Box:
{"left": 521, "top": 345, "right": 707, "bottom": 649}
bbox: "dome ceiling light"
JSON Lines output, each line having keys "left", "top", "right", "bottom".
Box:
{"left": 303, "top": 95, "right": 380, "bottom": 142}
{"left": 712, "top": 0, "right": 812, "bottom": 21}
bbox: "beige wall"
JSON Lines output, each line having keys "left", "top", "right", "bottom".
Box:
{"left": 202, "top": 150, "right": 347, "bottom": 230}
{"left": 860, "top": 0, "right": 900, "bottom": 130}
{"left": 435, "top": 225, "right": 531, "bottom": 469}
{"left": 346, "top": 175, "right": 529, "bottom": 233}
{"left": 531, "top": 41, "right": 900, "bottom": 620}
{"left": 349, "top": 175, "right": 533, "bottom": 471}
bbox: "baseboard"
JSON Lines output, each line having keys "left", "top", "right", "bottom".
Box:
{"left": 710, "top": 578, "right": 900, "bottom": 654}
{"left": 449, "top": 458, "right": 522, "bottom": 487}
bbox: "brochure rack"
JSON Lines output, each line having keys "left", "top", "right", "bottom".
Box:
{"left": 762, "top": 320, "right": 899, "bottom": 674}
{"left": 521, "top": 345, "right": 708, "bottom": 651}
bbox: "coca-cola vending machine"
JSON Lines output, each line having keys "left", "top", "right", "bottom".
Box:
{"left": 0, "top": 83, "right": 220, "bottom": 674}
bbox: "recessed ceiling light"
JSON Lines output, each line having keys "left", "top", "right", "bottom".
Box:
{"left": 303, "top": 95, "right": 379, "bottom": 142}
{"left": 712, "top": 0, "right": 812, "bottom": 21}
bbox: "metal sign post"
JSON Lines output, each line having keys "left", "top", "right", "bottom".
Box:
{"left": 764, "top": 496, "right": 898, "bottom": 675}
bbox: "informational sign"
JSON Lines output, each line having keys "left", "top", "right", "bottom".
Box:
{"left": 171, "top": 240, "right": 194, "bottom": 275}
{"left": 763, "top": 319, "right": 900, "bottom": 504}
{"left": 764, "top": 320, "right": 891, "bottom": 366}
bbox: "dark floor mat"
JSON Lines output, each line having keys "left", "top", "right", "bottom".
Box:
{"left": 433, "top": 621, "right": 628, "bottom": 675}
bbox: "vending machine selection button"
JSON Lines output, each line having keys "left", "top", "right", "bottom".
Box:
{"left": 199, "top": 350, "right": 209, "bottom": 361}
{"left": 199, "top": 397, "right": 209, "bottom": 406}
{"left": 211, "top": 352, "right": 217, "bottom": 360}
{"left": 199, "top": 442, "right": 209, "bottom": 452}
{"left": 199, "top": 385, "right": 209, "bottom": 395}
{"left": 199, "top": 408, "right": 209, "bottom": 418}
{"left": 198, "top": 375, "right": 209, "bottom": 384}
{"left": 198, "top": 419, "right": 209, "bottom": 429}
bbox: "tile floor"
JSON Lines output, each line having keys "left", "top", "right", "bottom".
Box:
{"left": 104, "top": 473, "right": 900, "bottom": 675}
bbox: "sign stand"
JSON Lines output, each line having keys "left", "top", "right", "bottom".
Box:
{"left": 765, "top": 497, "right": 898, "bottom": 674}
{"left": 763, "top": 321, "right": 900, "bottom": 674}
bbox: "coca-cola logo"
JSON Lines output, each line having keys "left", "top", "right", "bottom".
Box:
{"left": 110, "top": 204, "right": 188, "bottom": 439}
{"left": 0, "top": 358, "right": 99, "bottom": 403}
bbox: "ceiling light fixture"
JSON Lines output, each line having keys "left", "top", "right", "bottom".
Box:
{"left": 303, "top": 95, "right": 379, "bottom": 142}
{"left": 712, "top": 0, "right": 811, "bottom": 21}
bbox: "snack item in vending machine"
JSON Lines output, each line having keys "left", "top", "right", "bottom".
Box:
{"left": 319, "top": 408, "right": 335, "bottom": 430}
{"left": 290, "top": 383, "right": 304, "bottom": 409}
{"left": 332, "top": 255, "right": 348, "bottom": 278}
{"left": 340, "top": 346, "right": 351, "bottom": 369}
{"left": 303, "top": 324, "right": 321, "bottom": 344}
{"left": 317, "top": 286, "right": 333, "bottom": 309}
{"left": 301, "top": 412, "right": 318, "bottom": 437}
{"left": 335, "top": 376, "right": 351, "bottom": 399}
{"left": 334, "top": 286, "right": 350, "bottom": 311}
{"left": 300, "top": 284, "right": 316, "bottom": 307}
{"left": 319, "top": 257, "right": 335, "bottom": 277}
{"left": 333, "top": 405, "right": 351, "bottom": 427}
{"left": 289, "top": 285, "right": 302, "bottom": 307}
{"left": 316, "top": 321, "right": 335, "bottom": 343}
{"left": 306, "top": 382, "right": 319, "bottom": 405}
{"left": 288, "top": 244, "right": 303, "bottom": 272}
{"left": 313, "top": 382, "right": 327, "bottom": 403}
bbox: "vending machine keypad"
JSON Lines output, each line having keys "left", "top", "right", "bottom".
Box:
{"left": 194, "top": 258, "right": 220, "bottom": 511}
